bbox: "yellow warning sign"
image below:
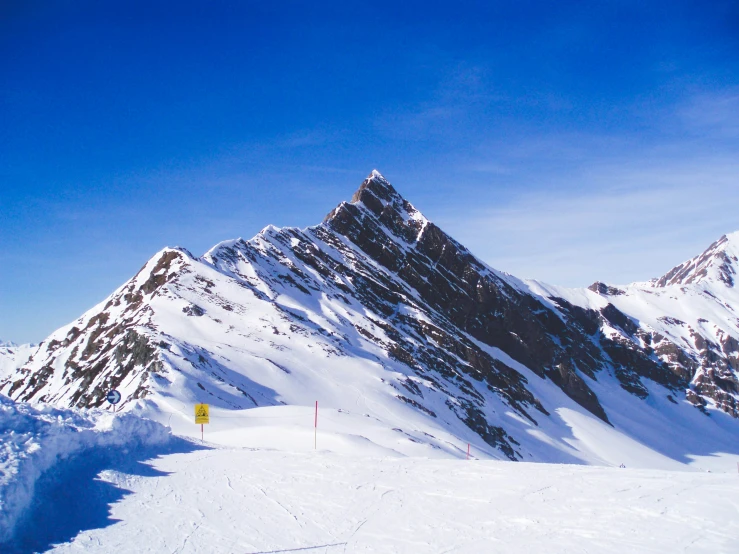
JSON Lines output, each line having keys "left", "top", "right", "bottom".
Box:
{"left": 195, "top": 403, "right": 210, "bottom": 424}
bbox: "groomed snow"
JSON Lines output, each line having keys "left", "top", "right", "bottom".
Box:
{"left": 37, "top": 414, "right": 739, "bottom": 553}
{"left": 1, "top": 394, "right": 738, "bottom": 552}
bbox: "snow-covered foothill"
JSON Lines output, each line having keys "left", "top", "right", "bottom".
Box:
{"left": 0, "top": 394, "right": 171, "bottom": 545}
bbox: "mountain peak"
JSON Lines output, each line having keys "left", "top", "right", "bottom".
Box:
{"left": 653, "top": 231, "right": 739, "bottom": 288}
{"left": 350, "top": 169, "right": 403, "bottom": 205}
{"left": 324, "top": 171, "right": 428, "bottom": 238}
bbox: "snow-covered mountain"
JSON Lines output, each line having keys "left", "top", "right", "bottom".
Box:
{"left": 530, "top": 230, "right": 739, "bottom": 417}
{"left": 3, "top": 171, "right": 739, "bottom": 465}
{"left": 0, "top": 342, "right": 36, "bottom": 381}
{"left": 651, "top": 232, "right": 739, "bottom": 287}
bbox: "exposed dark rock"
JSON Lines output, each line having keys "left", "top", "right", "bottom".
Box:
{"left": 450, "top": 399, "right": 520, "bottom": 460}
{"left": 658, "top": 316, "right": 686, "bottom": 326}
{"left": 588, "top": 282, "right": 625, "bottom": 296}
{"left": 183, "top": 304, "right": 205, "bottom": 316}
{"left": 600, "top": 304, "right": 639, "bottom": 336}
{"left": 602, "top": 334, "right": 685, "bottom": 392}
{"left": 546, "top": 362, "right": 610, "bottom": 423}
{"left": 686, "top": 388, "right": 709, "bottom": 413}
{"left": 141, "top": 251, "right": 181, "bottom": 294}
{"left": 396, "top": 395, "right": 436, "bottom": 417}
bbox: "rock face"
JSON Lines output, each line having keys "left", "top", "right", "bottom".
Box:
{"left": 534, "top": 229, "right": 739, "bottom": 418}
{"left": 3, "top": 171, "right": 739, "bottom": 461}
{"left": 653, "top": 234, "right": 738, "bottom": 288}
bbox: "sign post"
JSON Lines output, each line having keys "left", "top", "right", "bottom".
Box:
{"left": 106, "top": 390, "right": 122, "bottom": 412}
{"left": 314, "top": 401, "right": 318, "bottom": 450}
{"left": 195, "top": 403, "right": 210, "bottom": 442}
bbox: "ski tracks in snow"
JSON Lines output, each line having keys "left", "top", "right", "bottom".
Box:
{"left": 46, "top": 446, "right": 739, "bottom": 554}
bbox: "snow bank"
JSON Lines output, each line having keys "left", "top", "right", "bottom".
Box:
{"left": 0, "top": 394, "right": 171, "bottom": 543}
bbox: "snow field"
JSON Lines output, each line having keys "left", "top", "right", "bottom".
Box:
{"left": 147, "top": 403, "right": 486, "bottom": 460}
{"left": 49, "top": 447, "right": 739, "bottom": 553}
{"left": 3, "top": 396, "right": 739, "bottom": 552}
{"left": 144, "top": 397, "right": 739, "bottom": 473}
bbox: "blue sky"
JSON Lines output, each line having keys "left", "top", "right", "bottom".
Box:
{"left": 2, "top": 1, "right": 738, "bottom": 343}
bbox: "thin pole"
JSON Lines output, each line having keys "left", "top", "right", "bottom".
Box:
{"left": 314, "top": 401, "right": 318, "bottom": 450}
{"left": 467, "top": 443, "right": 470, "bottom": 460}
{"left": 201, "top": 423, "right": 204, "bottom": 443}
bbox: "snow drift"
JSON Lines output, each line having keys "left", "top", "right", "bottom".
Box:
{"left": 0, "top": 394, "right": 171, "bottom": 544}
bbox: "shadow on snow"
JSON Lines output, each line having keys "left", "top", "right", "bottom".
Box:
{"left": 1, "top": 436, "right": 209, "bottom": 554}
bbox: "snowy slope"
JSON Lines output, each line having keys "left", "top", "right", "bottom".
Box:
{"left": 7, "top": 410, "right": 739, "bottom": 554}
{"left": 2, "top": 393, "right": 738, "bottom": 553}
{"left": 47, "top": 452, "right": 739, "bottom": 553}
{"left": 652, "top": 231, "right": 739, "bottom": 287}
{"left": 4, "top": 171, "right": 739, "bottom": 470}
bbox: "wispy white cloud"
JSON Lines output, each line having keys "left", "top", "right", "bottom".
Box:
{"left": 677, "top": 89, "right": 739, "bottom": 139}
{"left": 371, "top": 63, "right": 503, "bottom": 140}
{"left": 416, "top": 83, "right": 739, "bottom": 288}
{"left": 436, "top": 157, "right": 739, "bottom": 286}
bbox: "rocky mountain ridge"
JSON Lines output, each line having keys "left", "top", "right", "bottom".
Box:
{"left": 3, "top": 171, "right": 739, "bottom": 463}
{"left": 651, "top": 232, "right": 739, "bottom": 288}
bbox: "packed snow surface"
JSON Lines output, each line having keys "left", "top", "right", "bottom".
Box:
{"left": 3, "top": 397, "right": 739, "bottom": 553}
{"left": 49, "top": 449, "right": 737, "bottom": 554}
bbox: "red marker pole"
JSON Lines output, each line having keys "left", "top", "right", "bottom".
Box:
{"left": 467, "top": 443, "right": 470, "bottom": 460}
{"left": 314, "top": 401, "right": 318, "bottom": 450}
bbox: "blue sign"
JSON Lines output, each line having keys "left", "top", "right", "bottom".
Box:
{"left": 106, "top": 390, "right": 122, "bottom": 405}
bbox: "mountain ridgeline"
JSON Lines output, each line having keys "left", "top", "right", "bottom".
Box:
{"left": 4, "top": 171, "right": 739, "bottom": 462}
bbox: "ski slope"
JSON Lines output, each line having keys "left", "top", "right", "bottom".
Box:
{"left": 35, "top": 436, "right": 739, "bottom": 553}
{"left": 4, "top": 399, "right": 739, "bottom": 553}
